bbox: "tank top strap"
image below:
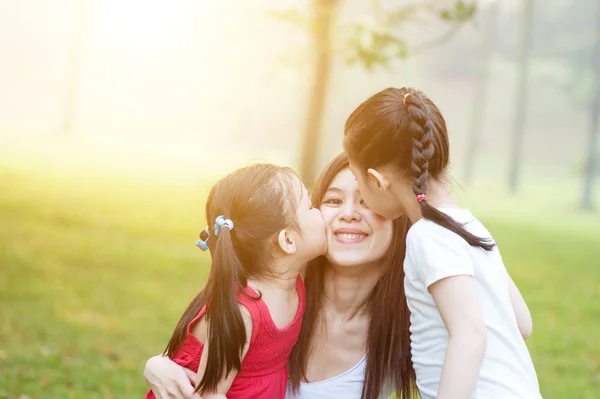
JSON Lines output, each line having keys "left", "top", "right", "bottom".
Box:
{"left": 236, "top": 287, "right": 263, "bottom": 344}
{"left": 186, "top": 304, "right": 207, "bottom": 335}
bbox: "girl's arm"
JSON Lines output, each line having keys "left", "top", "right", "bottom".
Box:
{"left": 508, "top": 274, "right": 533, "bottom": 339}
{"left": 429, "top": 275, "right": 487, "bottom": 399}
{"left": 143, "top": 355, "right": 200, "bottom": 399}
{"left": 195, "top": 305, "right": 253, "bottom": 399}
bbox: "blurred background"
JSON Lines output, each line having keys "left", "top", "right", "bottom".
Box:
{"left": 0, "top": 0, "right": 598, "bottom": 397}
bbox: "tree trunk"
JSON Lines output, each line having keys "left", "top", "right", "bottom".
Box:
{"left": 508, "top": 0, "right": 534, "bottom": 193}
{"left": 463, "top": 1, "right": 499, "bottom": 185}
{"left": 298, "top": 0, "right": 339, "bottom": 189}
{"left": 581, "top": 1, "right": 600, "bottom": 210}
{"left": 62, "top": 0, "right": 86, "bottom": 138}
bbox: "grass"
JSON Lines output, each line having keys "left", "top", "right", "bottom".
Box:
{"left": 0, "top": 153, "right": 599, "bottom": 398}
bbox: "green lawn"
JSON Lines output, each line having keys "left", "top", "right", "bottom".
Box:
{"left": 1, "top": 159, "right": 599, "bottom": 398}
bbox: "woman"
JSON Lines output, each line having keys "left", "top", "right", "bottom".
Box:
{"left": 144, "top": 153, "right": 416, "bottom": 399}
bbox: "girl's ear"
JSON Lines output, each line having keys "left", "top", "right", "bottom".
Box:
{"left": 367, "top": 168, "right": 391, "bottom": 191}
{"left": 277, "top": 229, "right": 297, "bottom": 255}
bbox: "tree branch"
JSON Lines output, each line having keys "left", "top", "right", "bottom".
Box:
{"left": 269, "top": 0, "right": 477, "bottom": 70}
{"left": 411, "top": 23, "right": 464, "bottom": 55}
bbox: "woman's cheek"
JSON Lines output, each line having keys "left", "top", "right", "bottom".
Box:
{"left": 366, "top": 214, "right": 394, "bottom": 242}
{"left": 319, "top": 207, "right": 336, "bottom": 227}
{"left": 364, "top": 211, "right": 385, "bottom": 226}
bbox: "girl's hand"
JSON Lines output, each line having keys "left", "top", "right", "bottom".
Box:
{"left": 144, "top": 355, "right": 202, "bottom": 399}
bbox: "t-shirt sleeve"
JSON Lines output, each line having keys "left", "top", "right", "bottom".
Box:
{"left": 408, "top": 222, "right": 475, "bottom": 288}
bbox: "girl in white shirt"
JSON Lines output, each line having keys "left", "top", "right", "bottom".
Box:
{"left": 344, "top": 87, "right": 543, "bottom": 399}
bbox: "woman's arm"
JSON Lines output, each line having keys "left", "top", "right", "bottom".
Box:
{"left": 195, "top": 305, "right": 253, "bottom": 399}
{"left": 429, "top": 275, "right": 487, "bottom": 399}
{"left": 508, "top": 274, "right": 533, "bottom": 339}
{"left": 144, "top": 355, "right": 201, "bottom": 399}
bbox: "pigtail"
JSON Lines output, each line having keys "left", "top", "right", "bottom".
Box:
{"left": 196, "top": 222, "right": 248, "bottom": 393}
{"left": 403, "top": 89, "right": 495, "bottom": 251}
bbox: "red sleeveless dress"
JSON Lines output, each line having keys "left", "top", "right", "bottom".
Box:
{"left": 145, "top": 275, "right": 305, "bottom": 399}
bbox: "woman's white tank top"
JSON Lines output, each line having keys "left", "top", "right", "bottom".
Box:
{"left": 285, "top": 356, "right": 391, "bottom": 399}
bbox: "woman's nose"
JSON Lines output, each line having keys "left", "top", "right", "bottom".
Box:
{"left": 339, "top": 202, "right": 361, "bottom": 222}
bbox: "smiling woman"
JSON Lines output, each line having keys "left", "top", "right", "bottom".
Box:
{"left": 287, "top": 152, "right": 415, "bottom": 399}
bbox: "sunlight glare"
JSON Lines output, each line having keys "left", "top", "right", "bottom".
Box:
{"left": 95, "top": 0, "right": 191, "bottom": 52}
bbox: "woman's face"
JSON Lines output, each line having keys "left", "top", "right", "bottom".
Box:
{"left": 319, "top": 168, "right": 393, "bottom": 267}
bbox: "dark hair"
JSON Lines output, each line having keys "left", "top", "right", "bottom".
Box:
{"left": 288, "top": 153, "right": 417, "bottom": 399}
{"left": 163, "top": 164, "right": 300, "bottom": 394}
{"left": 344, "top": 87, "right": 494, "bottom": 251}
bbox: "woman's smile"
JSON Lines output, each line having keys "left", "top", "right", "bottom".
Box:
{"left": 333, "top": 227, "right": 369, "bottom": 244}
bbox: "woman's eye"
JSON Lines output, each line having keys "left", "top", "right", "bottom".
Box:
{"left": 359, "top": 199, "right": 369, "bottom": 208}
{"left": 322, "top": 198, "right": 342, "bottom": 206}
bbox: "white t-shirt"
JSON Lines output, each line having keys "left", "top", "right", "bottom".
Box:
{"left": 404, "top": 208, "right": 542, "bottom": 399}
{"left": 284, "top": 356, "right": 393, "bottom": 399}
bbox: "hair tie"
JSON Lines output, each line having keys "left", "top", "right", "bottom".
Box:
{"left": 196, "top": 227, "right": 210, "bottom": 251}
{"left": 214, "top": 215, "right": 234, "bottom": 236}
{"left": 403, "top": 93, "right": 411, "bottom": 107}
{"left": 416, "top": 194, "right": 427, "bottom": 203}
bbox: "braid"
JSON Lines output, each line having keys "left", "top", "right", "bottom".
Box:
{"left": 401, "top": 88, "right": 495, "bottom": 251}
{"left": 404, "top": 90, "right": 435, "bottom": 197}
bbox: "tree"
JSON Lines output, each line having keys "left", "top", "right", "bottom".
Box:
{"left": 463, "top": 0, "right": 500, "bottom": 185}
{"left": 468, "top": 0, "right": 597, "bottom": 205}
{"left": 508, "top": 0, "right": 533, "bottom": 193}
{"left": 581, "top": 1, "right": 600, "bottom": 210}
{"left": 298, "top": 0, "right": 340, "bottom": 190}
{"left": 498, "top": 0, "right": 596, "bottom": 104}
{"left": 272, "top": 1, "right": 478, "bottom": 187}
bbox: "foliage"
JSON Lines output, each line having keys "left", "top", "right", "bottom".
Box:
{"left": 269, "top": 0, "right": 478, "bottom": 70}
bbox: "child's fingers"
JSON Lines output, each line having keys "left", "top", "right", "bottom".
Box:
{"left": 150, "top": 388, "right": 169, "bottom": 399}
{"left": 176, "top": 378, "right": 199, "bottom": 399}
{"left": 184, "top": 367, "right": 197, "bottom": 384}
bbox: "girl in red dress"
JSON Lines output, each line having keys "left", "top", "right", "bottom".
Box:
{"left": 145, "top": 164, "right": 326, "bottom": 399}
